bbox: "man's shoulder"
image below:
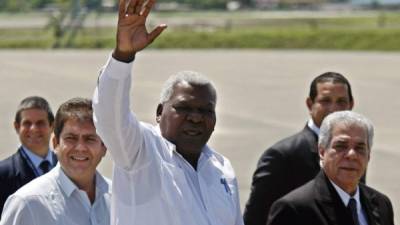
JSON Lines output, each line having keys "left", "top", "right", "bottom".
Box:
{"left": 264, "top": 126, "right": 316, "bottom": 155}
{"left": 360, "top": 183, "right": 392, "bottom": 204}
{"left": 97, "top": 172, "right": 112, "bottom": 194}
{"left": 13, "top": 171, "right": 56, "bottom": 198}
{"left": 205, "top": 147, "right": 236, "bottom": 176}
{"left": 140, "top": 121, "right": 167, "bottom": 143}
{"left": 278, "top": 178, "right": 316, "bottom": 204}
{"left": 274, "top": 127, "right": 314, "bottom": 148}
{"left": 360, "top": 183, "right": 394, "bottom": 224}
{"left": 3, "top": 174, "right": 58, "bottom": 221}
{"left": 0, "top": 152, "right": 20, "bottom": 177}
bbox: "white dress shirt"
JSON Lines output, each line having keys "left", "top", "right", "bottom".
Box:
{"left": 307, "top": 118, "right": 320, "bottom": 136}
{"left": 93, "top": 55, "right": 244, "bottom": 225}
{"left": 0, "top": 164, "right": 111, "bottom": 225}
{"left": 330, "top": 180, "right": 369, "bottom": 225}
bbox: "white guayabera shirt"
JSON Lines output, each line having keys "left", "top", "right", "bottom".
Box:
{"left": 93, "top": 55, "right": 244, "bottom": 225}
{"left": 0, "top": 165, "right": 111, "bottom": 225}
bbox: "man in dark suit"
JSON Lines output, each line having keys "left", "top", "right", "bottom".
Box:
{"left": 0, "top": 96, "right": 56, "bottom": 215}
{"left": 267, "top": 111, "right": 394, "bottom": 225}
{"left": 244, "top": 72, "right": 354, "bottom": 225}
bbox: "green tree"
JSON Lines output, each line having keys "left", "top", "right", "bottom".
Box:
{"left": 31, "top": 0, "right": 53, "bottom": 9}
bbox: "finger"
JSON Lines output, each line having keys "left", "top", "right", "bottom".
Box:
{"left": 118, "top": 0, "right": 127, "bottom": 18}
{"left": 134, "top": 0, "right": 145, "bottom": 15}
{"left": 140, "top": 0, "right": 155, "bottom": 17}
{"left": 126, "top": 0, "right": 139, "bottom": 15}
{"left": 148, "top": 24, "right": 167, "bottom": 44}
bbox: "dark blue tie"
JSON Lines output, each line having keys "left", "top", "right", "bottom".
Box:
{"left": 39, "top": 160, "right": 51, "bottom": 174}
{"left": 347, "top": 198, "right": 360, "bottom": 225}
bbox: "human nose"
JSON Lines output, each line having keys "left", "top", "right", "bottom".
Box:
{"left": 332, "top": 101, "right": 348, "bottom": 112}
{"left": 187, "top": 110, "right": 203, "bottom": 123}
{"left": 344, "top": 148, "right": 358, "bottom": 159}
{"left": 323, "top": 102, "right": 338, "bottom": 112}
{"left": 29, "top": 123, "right": 40, "bottom": 132}
{"left": 75, "top": 139, "right": 88, "bottom": 151}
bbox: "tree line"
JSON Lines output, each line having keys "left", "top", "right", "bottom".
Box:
{"left": 0, "top": 0, "right": 254, "bottom": 12}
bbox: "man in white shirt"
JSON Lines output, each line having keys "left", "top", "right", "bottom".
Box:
{"left": 92, "top": 0, "right": 243, "bottom": 225}
{"left": 1, "top": 98, "right": 111, "bottom": 225}
{"left": 267, "top": 111, "right": 394, "bottom": 225}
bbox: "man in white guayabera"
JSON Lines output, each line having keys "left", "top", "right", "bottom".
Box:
{"left": 92, "top": 0, "right": 244, "bottom": 225}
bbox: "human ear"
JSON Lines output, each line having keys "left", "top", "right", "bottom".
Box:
{"left": 319, "top": 146, "right": 325, "bottom": 161}
{"left": 14, "top": 122, "right": 20, "bottom": 133}
{"left": 101, "top": 144, "right": 107, "bottom": 157}
{"left": 52, "top": 136, "right": 59, "bottom": 150}
{"left": 349, "top": 100, "right": 354, "bottom": 110}
{"left": 306, "top": 97, "right": 314, "bottom": 113}
{"left": 156, "top": 104, "right": 163, "bottom": 123}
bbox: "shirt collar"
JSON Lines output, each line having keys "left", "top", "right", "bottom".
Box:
{"left": 155, "top": 124, "right": 213, "bottom": 168}
{"left": 95, "top": 171, "right": 111, "bottom": 196}
{"left": 57, "top": 165, "right": 79, "bottom": 197}
{"left": 57, "top": 164, "right": 110, "bottom": 199}
{"left": 307, "top": 118, "right": 320, "bottom": 136}
{"left": 329, "top": 179, "right": 361, "bottom": 211}
{"left": 21, "top": 146, "right": 54, "bottom": 168}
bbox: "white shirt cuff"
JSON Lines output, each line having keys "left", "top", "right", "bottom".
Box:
{"left": 103, "top": 52, "right": 133, "bottom": 79}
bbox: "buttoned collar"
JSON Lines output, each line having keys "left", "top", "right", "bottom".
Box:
{"left": 56, "top": 164, "right": 109, "bottom": 199}
{"left": 329, "top": 179, "right": 362, "bottom": 213}
{"left": 155, "top": 124, "right": 214, "bottom": 170}
{"left": 22, "top": 145, "right": 54, "bottom": 168}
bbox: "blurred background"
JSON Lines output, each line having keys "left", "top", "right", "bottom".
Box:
{"left": 0, "top": 0, "right": 400, "bottom": 50}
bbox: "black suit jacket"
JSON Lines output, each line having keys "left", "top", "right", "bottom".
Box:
{"left": 0, "top": 147, "right": 57, "bottom": 216}
{"left": 244, "top": 125, "right": 320, "bottom": 225}
{"left": 267, "top": 171, "right": 394, "bottom": 225}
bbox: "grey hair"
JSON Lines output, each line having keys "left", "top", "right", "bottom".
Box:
{"left": 319, "top": 111, "right": 374, "bottom": 150}
{"left": 159, "top": 70, "right": 217, "bottom": 103}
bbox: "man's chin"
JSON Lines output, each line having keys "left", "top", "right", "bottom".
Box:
{"left": 176, "top": 141, "right": 206, "bottom": 154}
{"left": 25, "top": 143, "right": 48, "bottom": 152}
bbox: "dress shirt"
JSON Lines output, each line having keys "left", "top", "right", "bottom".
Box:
{"left": 307, "top": 119, "right": 324, "bottom": 168}
{"left": 330, "top": 180, "right": 368, "bottom": 225}
{"left": 0, "top": 164, "right": 111, "bottom": 225}
{"left": 307, "top": 119, "right": 320, "bottom": 136}
{"left": 93, "top": 55, "right": 244, "bottom": 225}
{"left": 21, "top": 146, "right": 55, "bottom": 175}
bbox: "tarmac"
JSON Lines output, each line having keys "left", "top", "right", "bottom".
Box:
{"left": 0, "top": 49, "right": 399, "bottom": 222}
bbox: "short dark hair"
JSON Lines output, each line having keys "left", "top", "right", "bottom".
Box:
{"left": 15, "top": 96, "right": 54, "bottom": 125}
{"left": 309, "top": 72, "right": 353, "bottom": 103}
{"left": 54, "top": 97, "right": 93, "bottom": 140}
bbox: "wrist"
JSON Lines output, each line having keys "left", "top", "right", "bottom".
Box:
{"left": 112, "top": 49, "right": 136, "bottom": 63}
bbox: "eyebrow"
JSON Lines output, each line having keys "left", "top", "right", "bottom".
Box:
{"left": 62, "top": 132, "right": 97, "bottom": 137}
{"left": 355, "top": 142, "right": 367, "bottom": 147}
{"left": 333, "top": 139, "right": 367, "bottom": 146}
{"left": 332, "top": 142, "right": 348, "bottom": 147}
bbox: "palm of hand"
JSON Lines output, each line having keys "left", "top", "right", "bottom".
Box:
{"left": 117, "top": 15, "right": 150, "bottom": 53}
{"left": 113, "top": 0, "right": 166, "bottom": 61}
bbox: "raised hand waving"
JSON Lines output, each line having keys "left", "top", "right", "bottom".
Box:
{"left": 113, "top": 0, "right": 167, "bottom": 62}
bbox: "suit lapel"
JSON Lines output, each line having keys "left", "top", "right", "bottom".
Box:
{"left": 314, "top": 172, "right": 354, "bottom": 225}
{"left": 360, "top": 185, "right": 381, "bottom": 225}
{"left": 15, "top": 147, "right": 37, "bottom": 185}
{"left": 303, "top": 125, "right": 319, "bottom": 155}
{"left": 302, "top": 126, "right": 320, "bottom": 173}
{"left": 303, "top": 125, "right": 319, "bottom": 163}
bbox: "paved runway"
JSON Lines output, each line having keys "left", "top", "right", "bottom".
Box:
{"left": 0, "top": 49, "right": 399, "bottom": 222}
